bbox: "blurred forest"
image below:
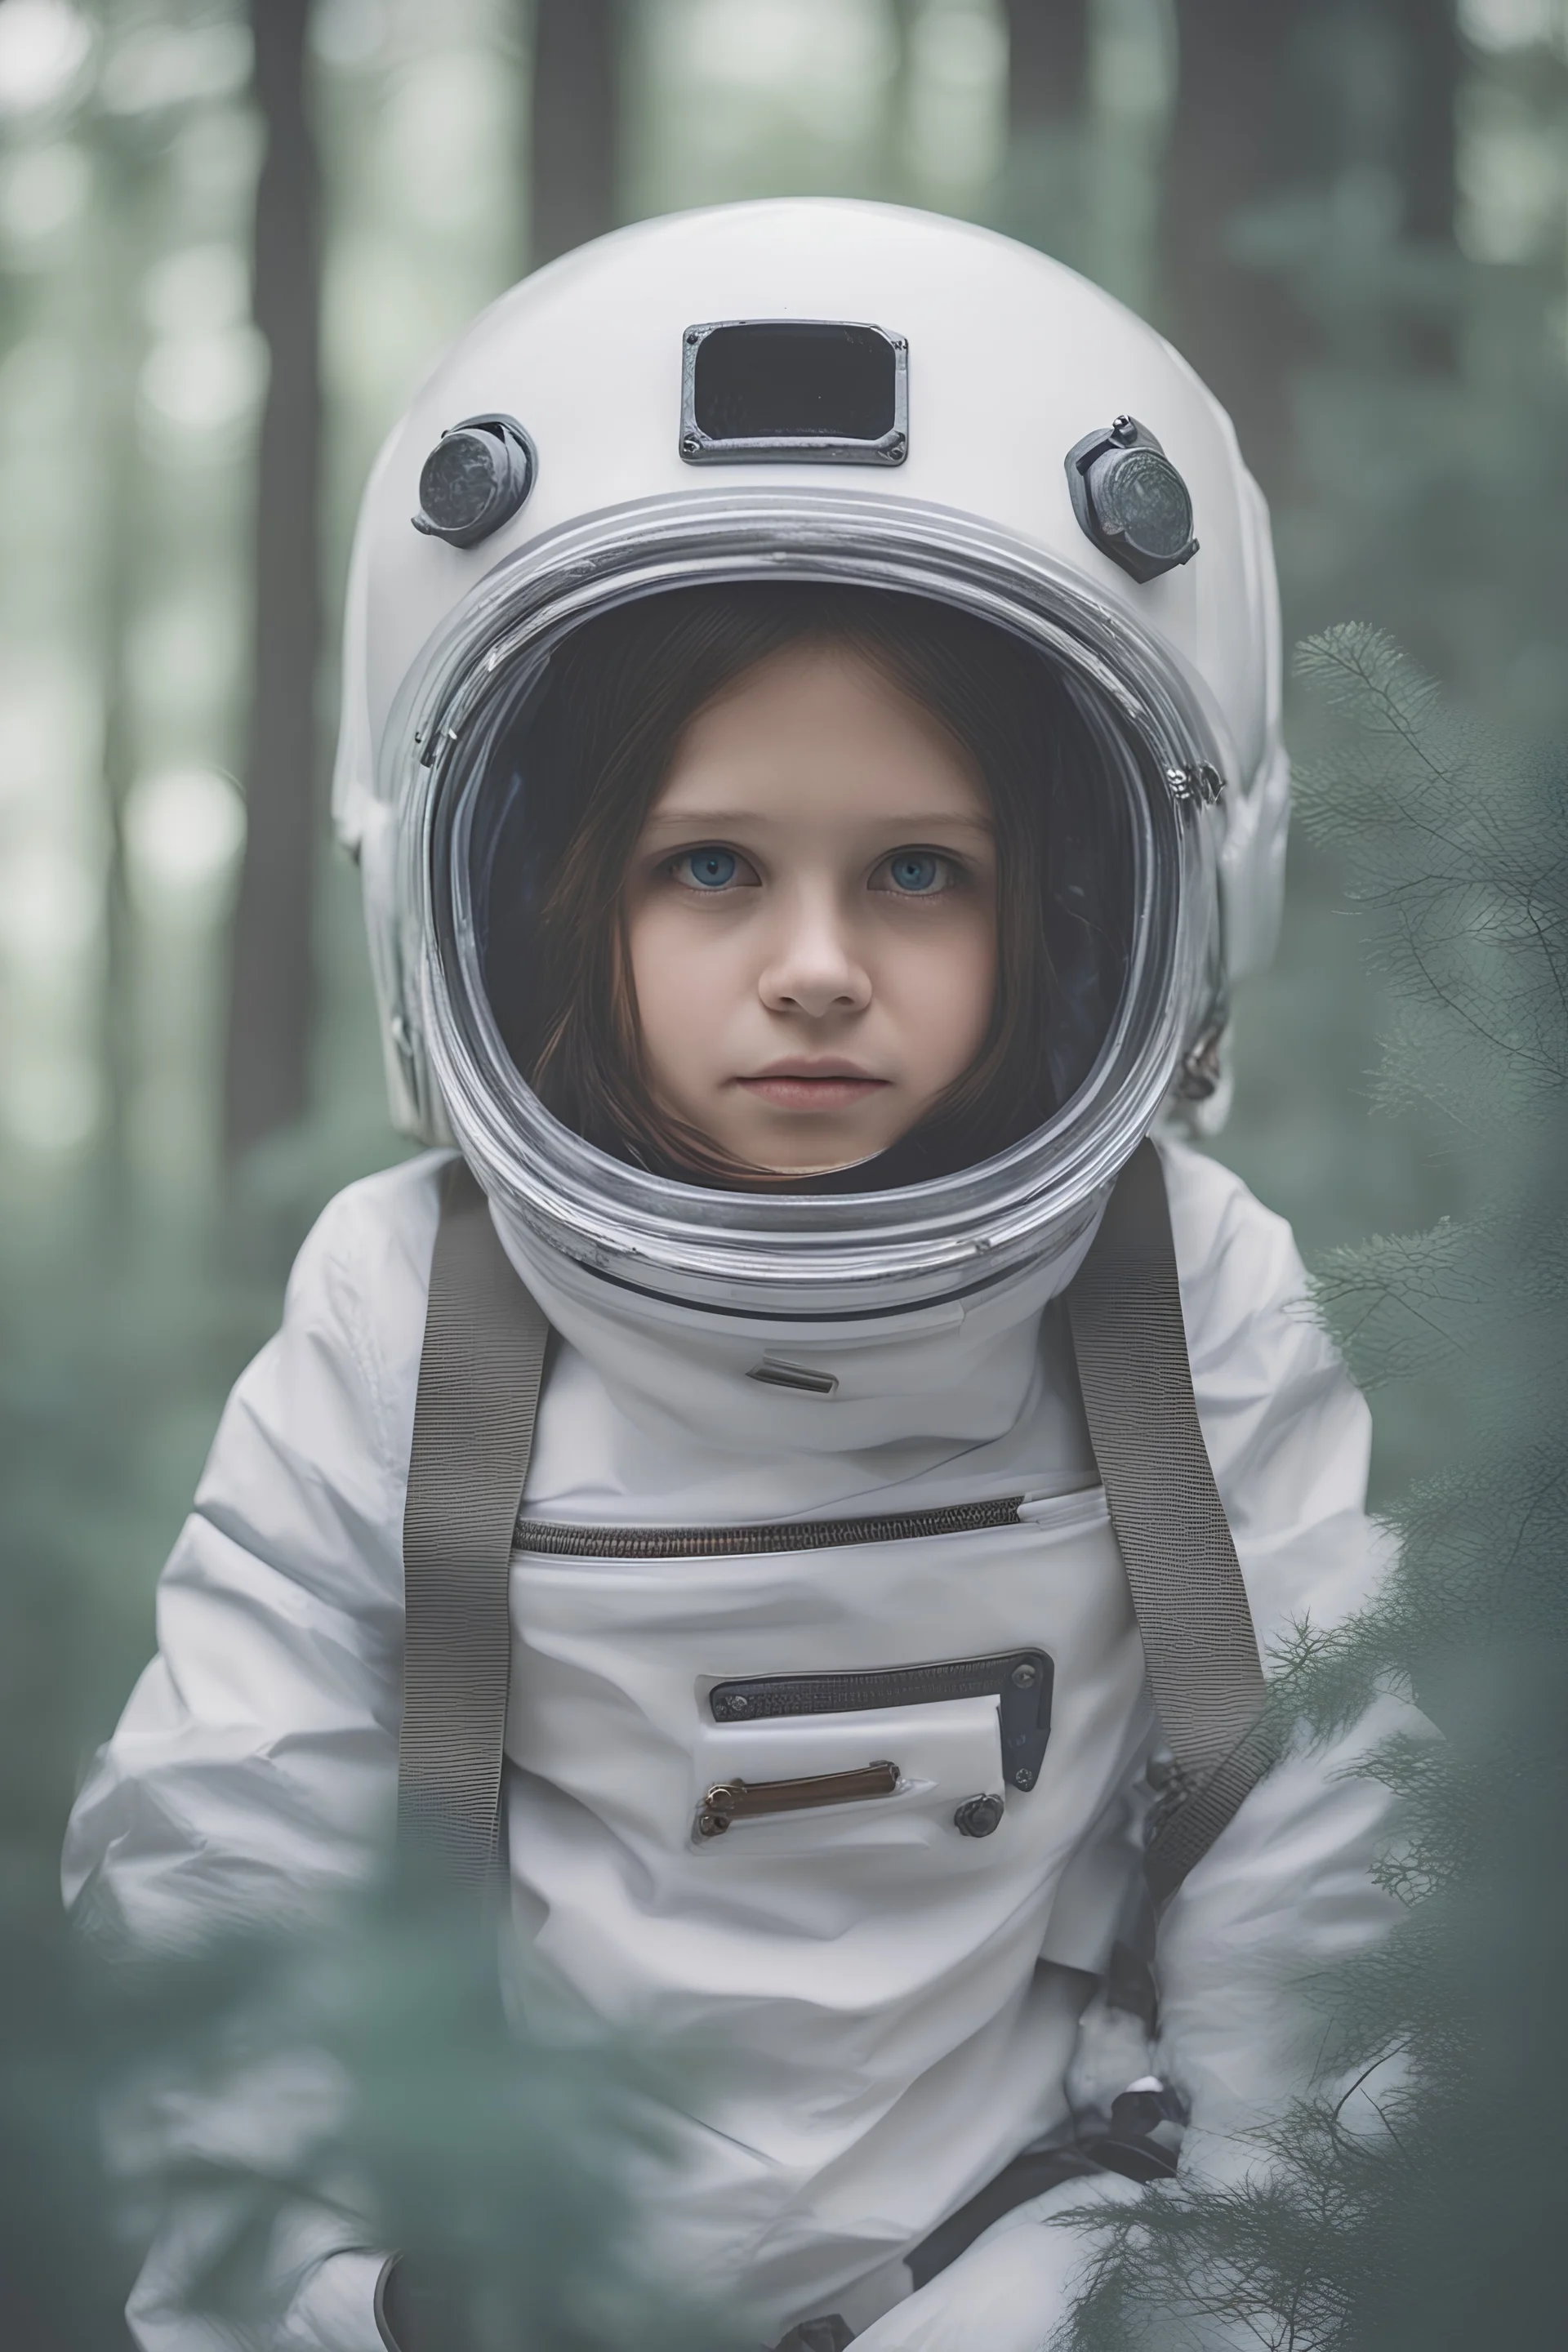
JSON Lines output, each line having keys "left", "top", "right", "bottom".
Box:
{"left": 2, "top": 1, "right": 1568, "bottom": 2320}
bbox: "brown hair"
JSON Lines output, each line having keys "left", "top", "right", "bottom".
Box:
{"left": 480, "top": 583, "right": 1128, "bottom": 1187}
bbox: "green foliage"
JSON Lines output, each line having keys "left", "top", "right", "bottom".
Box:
{"left": 0, "top": 1915, "right": 137, "bottom": 2351}
{"left": 1, "top": 1873, "right": 740, "bottom": 2352}
{"left": 5, "top": 12, "right": 1566, "bottom": 2348}
{"left": 0, "top": 1214, "right": 736, "bottom": 2350}
{"left": 149, "top": 1884, "right": 737, "bottom": 2351}
{"left": 1058, "top": 627, "right": 1568, "bottom": 2349}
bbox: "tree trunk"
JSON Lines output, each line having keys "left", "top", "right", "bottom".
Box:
{"left": 1164, "top": 0, "right": 1316, "bottom": 497}
{"left": 1166, "top": 0, "right": 1459, "bottom": 491}
{"left": 529, "top": 0, "right": 621, "bottom": 268}
{"left": 883, "top": 0, "right": 919, "bottom": 202}
{"left": 1004, "top": 0, "right": 1089, "bottom": 140}
{"left": 91, "top": 124, "right": 153, "bottom": 1233}
{"left": 1385, "top": 0, "right": 1460, "bottom": 372}
{"left": 225, "top": 0, "right": 321, "bottom": 1160}
{"left": 1395, "top": 0, "right": 1459, "bottom": 247}
{"left": 996, "top": 0, "right": 1090, "bottom": 262}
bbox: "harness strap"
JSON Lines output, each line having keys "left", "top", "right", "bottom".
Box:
{"left": 1067, "top": 1138, "right": 1276, "bottom": 1906}
{"left": 399, "top": 1157, "right": 549, "bottom": 1895}
{"left": 399, "top": 1142, "right": 1275, "bottom": 1906}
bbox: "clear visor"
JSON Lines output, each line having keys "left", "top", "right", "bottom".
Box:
{"left": 385, "top": 493, "right": 1226, "bottom": 1320}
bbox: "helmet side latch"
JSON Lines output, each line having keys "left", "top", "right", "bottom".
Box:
{"left": 412, "top": 413, "right": 537, "bottom": 548}
{"left": 1066, "top": 416, "right": 1198, "bottom": 584}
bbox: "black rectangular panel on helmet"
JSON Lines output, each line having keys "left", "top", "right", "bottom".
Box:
{"left": 680, "top": 320, "right": 908, "bottom": 466}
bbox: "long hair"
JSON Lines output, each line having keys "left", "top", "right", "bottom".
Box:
{"left": 480, "top": 583, "right": 1129, "bottom": 1187}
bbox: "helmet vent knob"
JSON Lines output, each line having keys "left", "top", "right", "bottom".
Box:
{"left": 1065, "top": 415, "right": 1198, "bottom": 584}
{"left": 412, "top": 412, "right": 537, "bottom": 548}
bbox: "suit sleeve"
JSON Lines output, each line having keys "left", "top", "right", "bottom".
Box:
{"left": 851, "top": 1147, "right": 1411, "bottom": 2352}
{"left": 63, "top": 1166, "right": 441, "bottom": 2350}
{"left": 1149, "top": 1143, "right": 1407, "bottom": 2158}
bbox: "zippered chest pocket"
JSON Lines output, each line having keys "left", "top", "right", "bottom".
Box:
{"left": 692, "top": 1648, "right": 1054, "bottom": 1849}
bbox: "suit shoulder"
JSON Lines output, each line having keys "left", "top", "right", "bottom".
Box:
{"left": 287, "top": 1149, "right": 452, "bottom": 1304}
{"left": 1156, "top": 1141, "right": 1311, "bottom": 1365}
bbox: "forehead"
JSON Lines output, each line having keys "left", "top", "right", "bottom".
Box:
{"left": 649, "top": 641, "right": 991, "bottom": 825}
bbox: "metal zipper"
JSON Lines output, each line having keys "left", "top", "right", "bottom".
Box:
{"left": 709, "top": 1649, "right": 1054, "bottom": 1793}
{"left": 697, "top": 1761, "right": 900, "bottom": 1838}
{"left": 515, "top": 1494, "right": 1028, "bottom": 1558}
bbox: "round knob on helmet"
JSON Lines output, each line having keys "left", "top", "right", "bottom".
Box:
{"left": 412, "top": 412, "right": 537, "bottom": 549}
{"left": 1066, "top": 415, "right": 1198, "bottom": 585}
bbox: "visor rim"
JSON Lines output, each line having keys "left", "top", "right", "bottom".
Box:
{"left": 381, "top": 492, "right": 1227, "bottom": 1315}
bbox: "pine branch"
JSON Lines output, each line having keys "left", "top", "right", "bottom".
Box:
{"left": 1058, "top": 638, "right": 1568, "bottom": 2350}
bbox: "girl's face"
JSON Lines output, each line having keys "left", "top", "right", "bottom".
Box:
{"left": 623, "top": 643, "right": 999, "bottom": 1176}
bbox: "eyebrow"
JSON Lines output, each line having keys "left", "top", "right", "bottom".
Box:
{"left": 639, "top": 808, "right": 996, "bottom": 836}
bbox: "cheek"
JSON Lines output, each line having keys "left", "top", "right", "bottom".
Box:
{"left": 886, "top": 910, "right": 997, "bottom": 1062}
{"left": 626, "top": 902, "right": 737, "bottom": 1085}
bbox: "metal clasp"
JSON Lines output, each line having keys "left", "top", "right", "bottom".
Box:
{"left": 747, "top": 1360, "right": 839, "bottom": 1396}
{"left": 1175, "top": 1024, "right": 1224, "bottom": 1102}
{"left": 696, "top": 1761, "right": 900, "bottom": 1838}
{"left": 1165, "top": 763, "right": 1224, "bottom": 807}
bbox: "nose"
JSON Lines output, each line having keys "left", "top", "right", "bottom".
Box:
{"left": 757, "top": 887, "right": 872, "bottom": 1020}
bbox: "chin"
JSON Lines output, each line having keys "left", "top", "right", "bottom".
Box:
{"left": 735, "top": 1131, "right": 899, "bottom": 1178}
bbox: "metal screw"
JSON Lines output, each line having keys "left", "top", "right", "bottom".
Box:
{"left": 1178, "top": 1030, "right": 1223, "bottom": 1101}
{"left": 1168, "top": 763, "right": 1225, "bottom": 808}
{"left": 685, "top": 328, "right": 702, "bottom": 345}
{"left": 1010, "top": 1661, "right": 1038, "bottom": 1689}
{"left": 681, "top": 433, "right": 702, "bottom": 456}
{"left": 886, "top": 433, "right": 906, "bottom": 457}
{"left": 1111, "top": 413, "right": 1138, "bottom": 444}
{"left": 1013, "top": 1767, "right": 1036, "bottom": 1789}
{"left": 954, "top": 1794, "right": 1004, "bottom": 1838}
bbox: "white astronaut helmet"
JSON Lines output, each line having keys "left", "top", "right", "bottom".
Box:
{"left": 332, "top": 198, "right": 1286, "bottom": 1326}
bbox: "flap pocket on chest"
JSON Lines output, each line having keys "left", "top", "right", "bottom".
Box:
{"left": 691, "top": 1649, "right": 1054, "bottom": 1849}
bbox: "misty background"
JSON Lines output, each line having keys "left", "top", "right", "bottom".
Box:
{"left": 1, "top": 3, "right": 1564, "bottom": 2306}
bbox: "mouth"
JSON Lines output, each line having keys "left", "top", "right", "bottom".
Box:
{"left": 733, "top": 1062, "right": 892, "bottom": 1111}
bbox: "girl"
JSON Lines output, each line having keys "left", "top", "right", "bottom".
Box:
{"left": 65, "top": 202, "right": 1402, "bottom": 2352}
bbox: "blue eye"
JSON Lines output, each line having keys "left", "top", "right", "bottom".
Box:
{"left": 886, "top": 852, "right": 944, "bottom": 893}
{"left": 679, "top": 849, "right": 739, "bottom": 889}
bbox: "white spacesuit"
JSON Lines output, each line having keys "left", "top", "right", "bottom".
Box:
{"left": 64, "top": 202, "right": 1401, "bottom": 2352}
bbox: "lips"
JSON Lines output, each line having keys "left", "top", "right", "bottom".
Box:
{"left": 733, "top": 1062, "right": 890, "bottom": 1111}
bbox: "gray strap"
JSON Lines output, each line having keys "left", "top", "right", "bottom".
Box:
{"left": 399, "top": 1141, "right": 1273, "bottom": 1908}
{"left": 1068, "top": 1140, "right": 1277, "bottom": 1906}
{"left": 399, "top": 1157, "right": 549, "bottom": 1895}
